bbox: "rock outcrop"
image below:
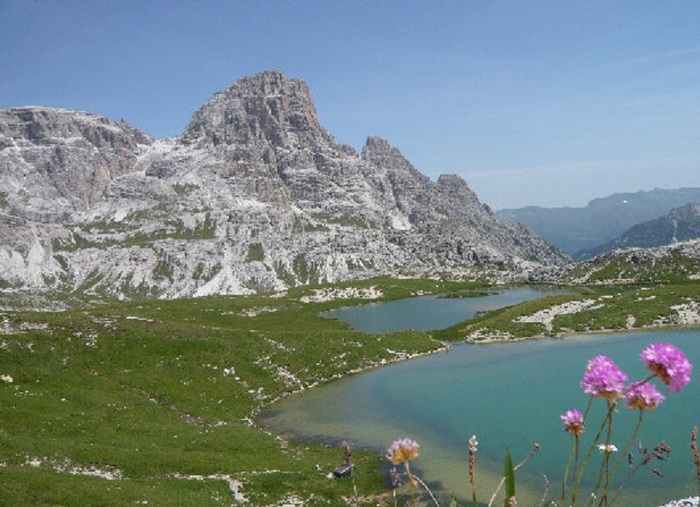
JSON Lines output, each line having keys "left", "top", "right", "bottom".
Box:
{"left": 0, "top": 71, "right": 568, "bottom": 307}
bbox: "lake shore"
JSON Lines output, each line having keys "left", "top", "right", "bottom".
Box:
{"left": 257, "top": 284, "right": 700, "bottom": 506}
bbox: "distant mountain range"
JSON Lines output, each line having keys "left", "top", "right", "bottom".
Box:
{"left": 496, "top": 188, "right": 700, "bottom": 259}
{"left": 576, "top": 202, "right": 700, "bottom": 259}
{"left": 0, "top": 71, "right": 566, "bottom": 308}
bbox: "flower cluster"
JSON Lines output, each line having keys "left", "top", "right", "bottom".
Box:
{"left": 560, "top": 408, "right": 585, "bottom": 437}
{"left": 559, "top": 342, "right": 692, "bottom": 507}
{"left": 640, "top": 342, "right": 692, "bottom": 393}
{"left": 387, "top": 437, "right": 420, "bottom": 465}
{"left": 624, "top": 381, "right": 665, "bottom": 411}
{"left": 579, "top": 355, "right": 628, "bottom": 400}
{"left": 573, "top": 342, "right": 691, "bottom": 416}
{"left": 565, "top": 342, "right": 692, "bottom": 432}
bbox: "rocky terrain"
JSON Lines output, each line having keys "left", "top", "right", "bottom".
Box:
{"left": 0, "top": 71, "right": 567, "bottom": 309}
{"left": 562, "top": 238, "right": 700, "bottom": 285}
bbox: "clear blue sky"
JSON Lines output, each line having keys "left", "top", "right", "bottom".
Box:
{"left": 2, "top": 1, "right": 699, "bottom": 209}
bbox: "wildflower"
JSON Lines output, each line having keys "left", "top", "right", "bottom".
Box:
{"left": 560, "top": 409, "right": 585, "bottom": 437}
{"left": 468, "top": 434, "right": 478, "bottom": 500}
{"left": 387, "top": 438, "right": 420, "bottom": 465}
{"left": 624, "top": 381, "right": 665, "bottom": 410}
{"left": 580, "top": 355, "right": 628, "bottom": 400}
{"left": 640, "top": 342, "right": 692, "bottom": 393}
{"left": 0, "top": 374, "right": 13, "bottom": 383}
{"left": 387, "top": 438, "right": 420, "bottom": 488}
{"left": 598, "top": 444, "right": 618, "bottom": 455}
{"left": 469, "top": 435, "right": 478, "bottom": 453}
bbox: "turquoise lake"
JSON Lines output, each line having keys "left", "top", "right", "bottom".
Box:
{"left": 321, "top": 285, "right": 564, "bottom": 333}
{"left": 261, "top": 291, "right": 700, "bottom": 506}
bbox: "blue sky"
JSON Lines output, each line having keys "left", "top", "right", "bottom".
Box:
{"left": 2, "top": 1, "right": 699, "bottom": 209}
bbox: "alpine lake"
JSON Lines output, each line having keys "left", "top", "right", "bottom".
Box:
{"left": 259, "top": 286, "right": 700, "bottom": 506}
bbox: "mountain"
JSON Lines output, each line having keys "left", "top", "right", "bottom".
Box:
{"left": 496, "top": 188, "right": 700, "bottom": 257}
{"left": 0, "top": 71, "right": 567, "bottom": 308}
{"left": 576, "top": 202, "right": 700, "bottom": 259}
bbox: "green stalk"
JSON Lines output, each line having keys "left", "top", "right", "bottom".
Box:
{"left": 608, "top": 410, "right": 644, "bottom": 487}
{"left": 589, "top": 401, "right": 616, "bottom": 507}
{"left": 504, "top": 447, "right": 516, "bottom": 507}
{"left": 561, "top": 437, "right": 578, "bottom": 501}
{"left": 572, "top": 399, "right": 615, "bottom": 507}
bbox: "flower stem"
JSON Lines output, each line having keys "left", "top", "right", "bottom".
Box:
{"left": 572, "top": 399, "right": 612, "bottom": 507}
{"left": 609, "top": 410, "right": 643, "bottom": 487}
{"left": 405, "top": 461, "right": 417, "bottom": 506}
{"left": 589, "top": 401, "right": 615, "bottom": 507}
{"left": 691, "top": 427, "right": 700, "bottom": 498}
{"left": 561, "top": 436, "right": 579, "bottom": 501}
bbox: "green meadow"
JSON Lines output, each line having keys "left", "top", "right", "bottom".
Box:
{"left": 1, "top": 276, "right": 699, "bottom": 506}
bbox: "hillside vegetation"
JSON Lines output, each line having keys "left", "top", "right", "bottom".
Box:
{"left": 0, "top": 278, "right": 477, "bottom": 506}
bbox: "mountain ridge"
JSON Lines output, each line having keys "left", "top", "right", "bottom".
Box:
{"left": 0, "top": 71, "right": 567, "bottom": 309}
{"left": 496, "top": 187, "right": 700, "bottom": 256}
{"left": 576, "top": 202, "right": 700, "bottom": 259}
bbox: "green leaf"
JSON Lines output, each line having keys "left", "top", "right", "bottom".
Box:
{"left": 504, "top": 447, "right": 515, "bottom": 506}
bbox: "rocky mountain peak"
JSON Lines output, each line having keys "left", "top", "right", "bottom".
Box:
{"left": 183, "top": 70, "right": 325, "bottom": 147}
{"left": 361, "top": 135, "right": 428, "bottom": 182}
{"left": 0, "top": 71, "right": 569, "bottom": 309}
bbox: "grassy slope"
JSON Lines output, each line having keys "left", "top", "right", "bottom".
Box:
{"left": 2, "top": 276, "right": 699, "bottom": 506}
{"left": 0, "top": 277, "right": 475, "bottom": 507}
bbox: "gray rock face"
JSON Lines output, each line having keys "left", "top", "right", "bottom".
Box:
{"left": 0, "top": 71, "right": 568, "bottom": 305}
{"left": 0, "top": 107, "right": 152, "bottom": 216}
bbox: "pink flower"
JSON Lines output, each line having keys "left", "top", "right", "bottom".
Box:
{"left": 387, "top": 438, "right": 420, "bottom": 465}
{"left": 624, "top": 381, "right": 665, "bottom": 410}
{"left": 641, "top": 342, "right": 692, "bottom": 393}
{"left": 560, "top": 408, "right": 585, "bottom": 436}
{"left": 580, "top": 355, "right": 628, "bottom": 400}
